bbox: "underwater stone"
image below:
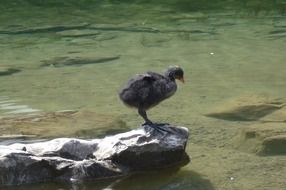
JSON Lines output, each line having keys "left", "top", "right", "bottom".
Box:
{"left": 0, "top": 67, "right": 21, "bottom": 76}
{"left": 206, "top": 96, "right": 286, "bottom": 121}
{"left": 261, "top": 135, "right": 286, "bottom": 155}
{"left": 0, "top": 124, "right": 190, "bottom": 186}
{"left": 40, "top": 56, "right": 120, "bottom": 67}
{"left": 206, "top": 103, "right": 285, "bottom": 121}
{"left": 234, "top": 123, "right": 286, "bottom": 155}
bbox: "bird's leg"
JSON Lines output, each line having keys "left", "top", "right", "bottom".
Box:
{"left": 138, "top": 107, "right": 153, "bottom": 125}
{"left": 138, "top": 108, "right": 173, "bottom": 134}
{"left": 138, "top": 108, "right": 172, "bottom": 134}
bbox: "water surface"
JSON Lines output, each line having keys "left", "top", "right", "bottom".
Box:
{"left": 1, "top": 1, "right": 286, "bottom": 189}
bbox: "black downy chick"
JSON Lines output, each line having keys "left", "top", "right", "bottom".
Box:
{"left": 119, "top": 66, "right": 184, "bottom": 128}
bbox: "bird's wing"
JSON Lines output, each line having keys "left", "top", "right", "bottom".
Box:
{"left": 146, "top": 71, "right": 166, "bottom": 80}
{"left": 131, "top": 73, "right": 160, "bottom": 100}
{"left": 140, "top": 73, "right": 156, "bottom": 82}
{"left": 146, "top": 71, "right": 176, "bottom": 98}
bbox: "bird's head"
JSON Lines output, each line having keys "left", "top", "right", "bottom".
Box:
{"left": 166, "top": 66, "right": 184, "bottom": 83}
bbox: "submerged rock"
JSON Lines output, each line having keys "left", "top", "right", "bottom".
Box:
{"left": 0, "top": 67, "right": 21, "bottom": 76}
{"left": 0, "top": 110, "right": 129, "bottom": 139}
{"left": 0, "top": 124, "right": 190, "bottom": 186}
{"left": 206, "top": 96, "right": 286, "bottom": 121}
{"left": 233, "top": 123, "right": 286, "bottom": 155}
{"left": 40, "top": 55, "right": 120, "bottom": 67}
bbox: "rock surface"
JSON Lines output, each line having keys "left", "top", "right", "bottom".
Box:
{"left": 206, "top": 95, "right": 286, "bottom": 121}
{"left": 0, "top": 67, "right": 21, "bottom": 76}
{"left": 0, "top": 124, "right": 190, "bottom": 186}
{"left": 40, "top": 55, "right": 120, "bottom": 67}
{"left": 233, "top": 123, "right": 286, "bottom": 155}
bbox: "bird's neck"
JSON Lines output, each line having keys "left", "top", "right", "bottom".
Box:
{"left": 164, "top": 70, "right": 176, "bottom": 81}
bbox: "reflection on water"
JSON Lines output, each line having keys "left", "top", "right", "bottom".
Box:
{"left": 0, "top": 96, "right": 40, "bottom": 115}
{"left": 4, "top": 169, "right": 214, "bottom": 190}
{"left": 1, "top": 0, "right": 286, "bottom": 190}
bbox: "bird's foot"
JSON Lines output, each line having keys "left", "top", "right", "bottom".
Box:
{"left": 143, "top": 122, "right": 173, "bottom": 134}
{"left": 141, "top": 121, "right": 169, "bottom": 127}
{"left": 142, "top": 121, "right": 153, "bottom": 126}
{"left": 153, "top": 122, "right": 170, "bottom": 126}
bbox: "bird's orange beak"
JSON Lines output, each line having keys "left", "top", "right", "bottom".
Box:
{"left": 179, "top": 76, "right": 185, "bottom": 83}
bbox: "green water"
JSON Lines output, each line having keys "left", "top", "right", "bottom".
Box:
{"left": 1, "top": 1, "right": 286, "bottom": 189}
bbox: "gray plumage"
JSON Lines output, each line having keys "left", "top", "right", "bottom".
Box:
{"left": 119, "top": 66, "right": 184, "bottom": 125}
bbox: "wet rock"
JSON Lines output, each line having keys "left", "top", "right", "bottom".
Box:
{"left": 40, "top": 55, "right": 120, "bottom": 67}
{"left": 0, "top": 67, "right": 21, "bottom": 76}
{"left": 0, "top": 124, "right": 190, "bottom": 186}
{"left": 206, "top": 96, "right": 286, "bottom": 121}
{"left": 234, "top": 123, "right": 286, "bottom": 155}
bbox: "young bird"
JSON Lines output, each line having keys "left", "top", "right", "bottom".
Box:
{"left": 119, "top": 66, "right": 184, "bottom": 126}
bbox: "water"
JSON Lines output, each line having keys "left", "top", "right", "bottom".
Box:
{"left": 1, "top": 1, "right": 286, "bottom": 189}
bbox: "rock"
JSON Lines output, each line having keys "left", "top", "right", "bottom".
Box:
{"left": 263, "top": 106, "right": 286, "bottom": 122}
{"left": 0, "top": 67, "right": 21, "bottom": 76}
{"left": 261, "top": 135, "right": 286, "bottom": 155}
{"left": 0, "top": 124, "right": 190, "bottom": 186}
{"left": 0, "top": 110, "right": 129, "bottom": 139}
{"left": 233, "top": 123, "right": 286, "bottom": 155}
{"left": 206, "top": 95, "right": 286, "bottom": 121}
{"left": 40, "top": 55, "right": 120, "bottom": 67}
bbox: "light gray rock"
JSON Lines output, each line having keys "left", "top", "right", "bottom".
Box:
{"left": 0, "top": 124, "right": 190, "bottom": 186}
